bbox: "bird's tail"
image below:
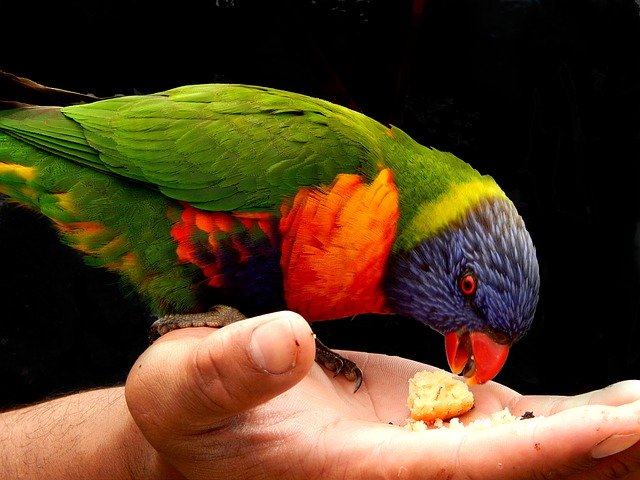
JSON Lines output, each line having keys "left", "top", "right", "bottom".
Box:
{"left": 0, "top": 69, "right": 101, "bottom": 109}
{"left": 0, "top": 70, "right": 103, "bottom": 212}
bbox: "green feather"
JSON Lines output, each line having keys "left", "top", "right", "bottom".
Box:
{"left": 57, "top": 84, "right": 382, "bottom": 211}
{"left": 1, "top": 83, "right": 499, "bottom": 223}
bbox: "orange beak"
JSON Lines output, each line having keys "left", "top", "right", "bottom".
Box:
{"left": 445, "top": 331, "right": 510, "bottom": 384}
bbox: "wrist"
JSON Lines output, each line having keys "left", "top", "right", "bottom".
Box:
{"left": 0, "top": 386, "right": 183, "bottom": 480}
{"left": 98, "top": 387, "right": 185, "bottom": 480}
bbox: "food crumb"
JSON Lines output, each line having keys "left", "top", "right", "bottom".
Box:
{"left": 404, "top": 407, "right": 522, "bottom": 431}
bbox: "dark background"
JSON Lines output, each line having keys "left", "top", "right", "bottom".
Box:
{"left": 1, "top": 0, "right": 639, "bottom": 409}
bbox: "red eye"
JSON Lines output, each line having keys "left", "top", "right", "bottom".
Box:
{"left": 459, "top": 272, "right": 477, "bottom": 296}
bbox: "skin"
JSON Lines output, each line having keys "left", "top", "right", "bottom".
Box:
{"left": 2, "top": 311, "right": 640, "bottom": 480}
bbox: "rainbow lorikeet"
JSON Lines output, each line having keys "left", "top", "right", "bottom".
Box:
{"left": 0, "top": 72, "right": 539, "bottom": 389}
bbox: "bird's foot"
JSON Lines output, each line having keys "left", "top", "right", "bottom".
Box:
{"left": 314, "top": 336, "right": 363, "bottom": 392}
{"left": 149, "top": 305, "right": 247, "bottom": 343}
{"left": 149, "top": 307, "right": 363, "bottom": 392}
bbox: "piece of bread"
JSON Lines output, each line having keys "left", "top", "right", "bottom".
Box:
{"left": 406, "top": 370, "right": 475, "bottom": 423}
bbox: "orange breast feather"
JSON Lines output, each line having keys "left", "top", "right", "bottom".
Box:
{"left": 279, "top": 168, "right": 399, "bottom": 321}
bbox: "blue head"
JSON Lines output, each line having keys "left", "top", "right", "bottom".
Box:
{"left": 384, "top": 197, "right": 540, "bottom": 383}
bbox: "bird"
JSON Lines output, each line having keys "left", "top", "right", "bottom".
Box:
{"left": 0, "top": 71, "right": 539, "bottom": 390}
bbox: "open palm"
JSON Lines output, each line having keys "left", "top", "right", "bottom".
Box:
{"left": 126, "top": 312, "right": 640, "bottom": 480}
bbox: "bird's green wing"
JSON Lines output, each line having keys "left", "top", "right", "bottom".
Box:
{"left": 0, "top": 84, "right": 387, "bottom": 211}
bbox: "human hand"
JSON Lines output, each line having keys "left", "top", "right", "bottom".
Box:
{"left": 125, "top": 311, "right": 640, "bottom": 480}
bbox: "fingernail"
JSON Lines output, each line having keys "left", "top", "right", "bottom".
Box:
{"left": 249, "top": 316, "right": 298, "bottom": 374}
{"left": 591, "top": 433, "right": 640, "bottom": 459}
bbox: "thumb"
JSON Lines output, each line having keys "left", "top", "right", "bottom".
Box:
{"left": 125, "top": 311, "right": 316, "bottom": 440}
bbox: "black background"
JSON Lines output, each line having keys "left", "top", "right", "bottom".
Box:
{"left": 1, "top": 0, "right": 639, "bottom": 409}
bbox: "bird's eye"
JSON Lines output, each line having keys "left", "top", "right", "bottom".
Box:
{"left": 458, "top": 271, "right": 477, "bottom": 297}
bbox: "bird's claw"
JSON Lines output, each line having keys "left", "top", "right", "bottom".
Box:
{"left": 314, "top": 336, "right": 363, "bottom": 392}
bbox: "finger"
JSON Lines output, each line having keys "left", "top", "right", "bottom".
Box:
{"left": 562, "top": 380, "right": 640, "bottom": 409}
{"left": 509, "top": 380, "right": 640, "bottom": 417}
{"left": 452, "top": 400, "right": 640, "bottom": 479}
{"left": 362, "top": 399, "right": 640, "bottom": 480}
{"left": 125, "top": 311, "right": 316, "bottom": 439}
